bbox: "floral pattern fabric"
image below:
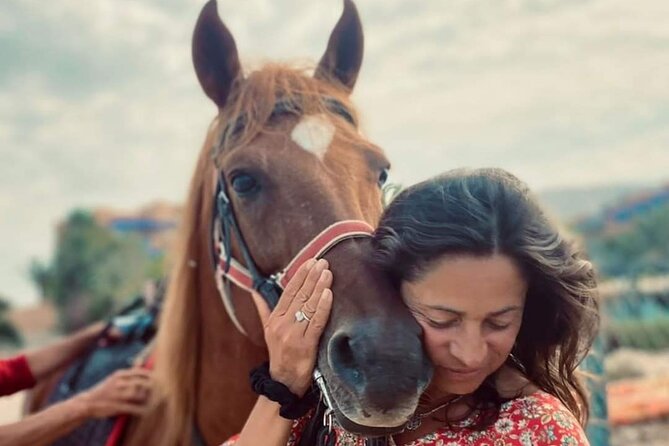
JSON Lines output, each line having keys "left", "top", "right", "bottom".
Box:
{"left": 221, "top": 391, "right": 589, "bottom": 446}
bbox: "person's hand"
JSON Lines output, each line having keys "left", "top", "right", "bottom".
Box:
{"left": 75, "top": 368, "right": 154, "bottom": 418}
{"left": 251, "top": 258, "right": 333, "bottom": 397}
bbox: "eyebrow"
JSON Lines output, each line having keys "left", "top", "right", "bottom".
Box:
{"left": 426, "top": 304, "right": 522, "bottom": 318}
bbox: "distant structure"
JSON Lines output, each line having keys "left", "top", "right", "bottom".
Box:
{"left": 601, "top": 183, "right": 669, "bottom": 231}
{"left": 577, "top": 182, "right": 669, "bottom": 235}
{"left": 92, "top": 201, "right": 182, "bottom": 257}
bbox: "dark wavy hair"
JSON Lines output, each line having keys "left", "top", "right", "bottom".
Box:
{"left": 372, "top": 168, "right": 599, "bottom": 426}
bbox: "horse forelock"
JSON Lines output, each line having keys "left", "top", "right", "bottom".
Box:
{"left": 212, "top": 64, "right": 361, "bottom": 159}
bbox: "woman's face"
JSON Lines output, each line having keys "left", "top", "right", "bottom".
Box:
{"left": 401, "top": 254, "right": 527, "bottom": 396}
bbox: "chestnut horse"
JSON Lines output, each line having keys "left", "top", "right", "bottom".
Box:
{"left": 105, "top": 1, "right": 432, "bottom": 445}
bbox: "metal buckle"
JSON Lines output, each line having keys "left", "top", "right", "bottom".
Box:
{"left": 323, "top": 408, "right": 335, "bottom": 433}
{"left": 313, "top": 369, "right": 336, "bottom": 432}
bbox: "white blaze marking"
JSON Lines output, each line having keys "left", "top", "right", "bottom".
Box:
{"left": 290, "top": 114, "right": 335, "bottom": 159}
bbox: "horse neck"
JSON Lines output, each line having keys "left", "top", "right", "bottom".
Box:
{"left": 195, "top": 270, "right": 268, "bottom": 443}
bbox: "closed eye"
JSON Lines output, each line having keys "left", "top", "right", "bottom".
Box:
{"left": 486, "top": 320, "right": 511, "bottom": 330}
{"left": 427, "top": 318, "right": 459, "bottom": 330}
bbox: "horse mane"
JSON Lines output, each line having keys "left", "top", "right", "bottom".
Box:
{"left": 128, "top": 64, "right": 360, "bottom": 445}
{"left": 215, "top": 63, "right": 361, "bottom": 158}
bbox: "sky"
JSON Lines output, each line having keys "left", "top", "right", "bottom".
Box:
{"left": 1, "top": 0, "right": 668, "bottom": 306}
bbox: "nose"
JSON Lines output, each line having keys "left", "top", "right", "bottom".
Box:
{"left": 327, "top": 319, "right": 431, "bottom": 412}
{"left": 449, "top": 327, "right": 487, "bottom": 369}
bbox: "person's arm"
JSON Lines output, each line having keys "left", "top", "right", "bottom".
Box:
{"left": 0, "top": 368, "right": 153, "bottom": 446}
{"left": 24, "top": 321, "right": 106, "bottom": 381}
{"left": 232, "top": 396, "right": 293, "bottom": 446}
{"left": 0, "top": 392, "right": 91, "bottom": 446}
{"left": 233, "top": 258, "right": 333, "bottom": 446}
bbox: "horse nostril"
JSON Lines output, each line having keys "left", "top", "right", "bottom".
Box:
{"left": 328, "top": 332, "right": 364, "bottom": 391}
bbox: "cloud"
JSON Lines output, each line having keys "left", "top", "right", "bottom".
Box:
{"left": 0, "top": 0, "right": 668, "bottom": 305}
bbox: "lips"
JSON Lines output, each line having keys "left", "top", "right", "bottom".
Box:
{"left": 443, "top": 368, "right": 481, "bottom": 380}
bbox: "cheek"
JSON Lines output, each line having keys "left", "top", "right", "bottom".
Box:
{"left": 416, "top": 321, "right": 451, "bottom": 359}
{"left": 486, "top": 328, "right": 520, "bottom": 365}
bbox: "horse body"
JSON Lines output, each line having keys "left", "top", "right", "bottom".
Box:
{"left": 34, "top": 2, "right": 433, "bottom": 444}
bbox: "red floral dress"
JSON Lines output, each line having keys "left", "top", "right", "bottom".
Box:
{"left": 222, "top": 390, "right": 589, "bottom": 446}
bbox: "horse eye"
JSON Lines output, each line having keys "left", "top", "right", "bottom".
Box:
{"left": 378, "top": 168, "right": 389, "bottom": 187}
{"left": 231, "top": 174, "right": 259, "bottom": 195}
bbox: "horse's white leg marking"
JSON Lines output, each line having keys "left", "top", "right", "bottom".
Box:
{"left": 290, "top": 114, "right": 335, "bottom": 159}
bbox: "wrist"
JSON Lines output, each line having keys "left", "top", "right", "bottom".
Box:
{"left": 269, "top": 366, "right": 309, "bottom": 397}
{"left": 250, "top": 362, "right": 318, "bottom": 420}
{"left": 68, "top": 393, "right": 94, "bottom": 421}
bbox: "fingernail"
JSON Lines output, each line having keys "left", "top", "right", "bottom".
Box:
{"left": 317, "top": 258, "right": 328, "bottom": 268}
{"left": 306, "top": 258, "right": 317, "bottom": 268}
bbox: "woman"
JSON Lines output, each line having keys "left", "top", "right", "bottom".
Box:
{"left": 225, "top": 168, "right": 598, "bottom": 445}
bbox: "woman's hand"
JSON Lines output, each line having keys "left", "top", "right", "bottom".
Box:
{"left": 251, "top": 258, "right": 333, "bottom": 397}
{"left": 75, "top": 368, "right": 154, "bottom": 418}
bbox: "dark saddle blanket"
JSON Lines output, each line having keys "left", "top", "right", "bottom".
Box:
{"left": 45, "top": 297, "right": 158, "bottom": 446}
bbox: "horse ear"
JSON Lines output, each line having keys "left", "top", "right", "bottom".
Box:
{"left": 192, "top": 0, "right": 241, "bottom": 108}
{"left": 315, "top": 0, "right": 364, "bottom": 93}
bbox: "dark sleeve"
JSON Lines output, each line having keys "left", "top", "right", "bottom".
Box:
{"left": 0, "top": 354, "right": 37, "bottom": 396}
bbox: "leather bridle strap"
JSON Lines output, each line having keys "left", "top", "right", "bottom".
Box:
{"left": 212, "top": 172, "right": 373, "bottom": 336}
{"left": 213, "top": 219, "right": 374, "bottom": 293}
{"left": 274, "top": 220, "right": 374, "bottom": 289}
{"left": 213, "top": 220, "right": 373, "bottom": 336}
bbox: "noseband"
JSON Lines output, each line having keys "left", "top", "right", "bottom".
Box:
{"left": 211, "top": 169, "right": 373, "bottom": 337}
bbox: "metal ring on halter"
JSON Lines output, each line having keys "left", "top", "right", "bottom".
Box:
{"left": 294, "top": 309, "right": 312, "bottom": 323}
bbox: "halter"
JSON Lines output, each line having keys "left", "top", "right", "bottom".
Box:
{"left": 211, "top": 174, "right": 373, "bottom": 335}
{"left": 209, "top": 98, "right": 391, "bottom": 445}
{"left": 210, "top": 100, "right": 372, "bottom": 335}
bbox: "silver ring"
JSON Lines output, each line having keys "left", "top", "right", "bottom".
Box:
{"left": 294, "top": 309, "right": 312, "bottom": 323}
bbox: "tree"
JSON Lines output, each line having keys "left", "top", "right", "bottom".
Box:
{"left": 0, "top": 297, "right": 23, "bottom": 348}
{"left": 583, "top": 203, "right": 669, "bottom": 278}
{"left": 31, "top": 210, "right": 164, "bottom": 332}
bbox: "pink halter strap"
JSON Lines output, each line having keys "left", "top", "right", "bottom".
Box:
{"left": 213, "top": 220, "right": 374, "bottom": 335}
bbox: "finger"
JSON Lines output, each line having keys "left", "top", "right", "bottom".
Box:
{"left": 118, "top": 380, "right": 152, "bottom": 402}
{"left": 107, "top": 401, "right": 151, "bottom": 417}
{"left": 250, "top": 291, "right": 271, "bottom": 326}
{"left": 115, "top": 368, "right": 152, "bottom": 381}
{"left": 305, "top": 289, "right": 333, "bottom": 341}
{"left": 274, "top": 258, "right": 317, "bottom": 315}
{"left": 106, "top": 326, "right": 124, "bottom": 341}
{"left": 288, "top": 259, "right": 328, "bottom": 314}
{"left": 128, "top": 382, "right": 151, "bottom": 403}
{"left": 300, "top": 269, "right": 332, "bottom": 324}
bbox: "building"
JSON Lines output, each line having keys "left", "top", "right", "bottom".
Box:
{"left": 92, "top": 201, "right": 182, "bottom": 258}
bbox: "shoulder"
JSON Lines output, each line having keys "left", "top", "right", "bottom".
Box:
{"left": 495, "top": 391, "right": 590, "bottom": 445}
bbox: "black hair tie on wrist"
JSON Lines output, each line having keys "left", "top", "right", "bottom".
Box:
{"left": 249, "top": 361, "right": 320, "bottom": 420}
